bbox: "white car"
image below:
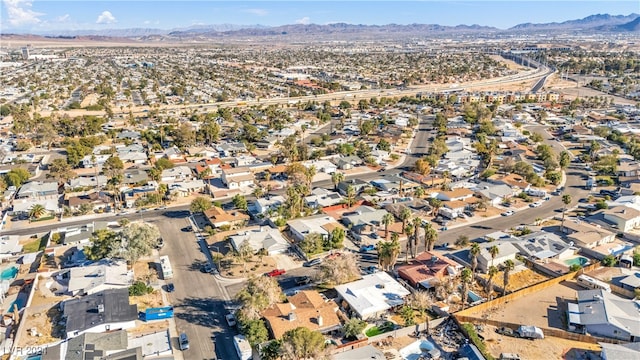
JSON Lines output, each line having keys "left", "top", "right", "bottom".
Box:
{"left": 225, "top": 313, "right": 237, "bottom": 327}
{"left": 529, "top": 201, "right": 543, "bottom": 208}
{"left": 501, "top": 210, "right": 515, "bottom": 216}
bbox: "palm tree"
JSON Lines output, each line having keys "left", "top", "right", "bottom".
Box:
{"left": 404, "top": 224, "right": 414, "bottom": 260}
{"left": 502, "top": 259, "right": 515, "bottom": 296}
{"left": 460, "top": 268, "right": 473, "bottom": 311}
{"left": 469, "top": 243, "right": 481, "bottom": 277}
{"left": 345, "top": 185, "right": 356, "bottom": 207}
{"left": 331, "top": 172, "right": 344, "bottom": 191}
{"left": 400, "top": 208, "right": 412, "bottom": 232}
{"left": 382, "top": 213, "right": 394, "bottom": 239}
{"left": 561, "top": 194, "right": 572, "bottom": 232}
{"left": 376, "top": 234, "right": 401, "bottom": 271}
{"left": 28, "top": 204, "right": 47, "bottom": 220}
{"left": 428, "top": 198, "right": 442, "bottom": 217}
{"left": 414, "top": 186, "right": 425, "bottom": 199}
{"left": 488, "top": 245, "right": 500, "bottom": 268}
{"left": 305, "top": 165, "right": 317, "bottom": 190}
{"left": 423, "top": 222, "right": 438, "bottom": 252}
{"left": 486, "top": 265, "right": 498, "bottom": 300}
{"left": 412, "top": 217, "right": 422, "bottom": 257}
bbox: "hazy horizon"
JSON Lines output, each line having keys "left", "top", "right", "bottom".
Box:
{"left": 1, "top": 1, "right": 638, "bottom": 34}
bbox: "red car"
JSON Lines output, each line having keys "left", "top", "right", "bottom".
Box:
{"left": 265, "top": 269, "right": 286, "bottom": 277}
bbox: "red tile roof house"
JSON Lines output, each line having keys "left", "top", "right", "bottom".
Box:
{"left": 397, "top": 251, "right": 463, "bottom": 289}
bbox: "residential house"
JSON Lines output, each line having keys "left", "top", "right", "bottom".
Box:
{"left": 491, "top": 173, "right": 531, "bottom": 192}
{"left": 619, "top": 272, "right": 640, "bottom": 293}
{"left": 66, "top": 175, "right": 109, "bottom": 190}
{"left": 513, "top": 231, "right": 575, "bottom": 261}
{"left": 121, "top": 169, "right": 149, "bottom": 186}
{"left": 16, "top": 181, "right": 58, "bottom": 199}
{"left": 221, "top": 167, "right": 255, "bottom": 189}
{"left": 337, "top": 179, "right": 369, "bottom": 196}
{"left": 474, "top": 182, "right": 516, "bottom": 206}
{"left": 334, "top": 272, "right": 411, "bottom": 320}
{"left": 452, "top": 241, "right": 519, "bottom": 273}
{"left": 435, "top": 187, "right": 474, "bottom": 202}
{"left": 262, "top": 290, "right": 341, "bottom": 339}
{"left": 81, "top": 154, "right": 111, "bottom": 168}
{"left": 204, "top": 207, "right": 249, "bottom": 229}
{"left": 54, "top": 223, "right": 105, "bottom": 246}
{"left": 234, "top": 155, "right": 257, "bottom": 167}
{"left": 599, "top": 343, "right": 640, "bottom": 360}
{"left": 122, "top": 183, "right": 158, "bottom": 208}
{"left": 370, "top": 175, "right": 419, "bottom": 194}
{"left": 229, "top": 226, "right": 290, "bottom": 255}
{"left": 385, "top": 199, "right": 432, "bottom": 219}
{"left": 334, "top": 155, "right": 363, "bottom": 170}
{"left": 332, "top": 345, "right": 386, "bottom": 360}
{"left": 602, "top": 206, "right": 640, "bottom": 232}
{"left": 159, "top": 146, "right": 184, "bottom": 162}
{"left": 0, "top": 235, "right": 22, "bottom": 259}
{"left": 62, "top": 260, "right": 132, "bottom": 296}
{"left": 567, "top": 289, "right": 640, "bottom": 342}
{"left": 42, "top": 330, "right": 131, "bottom": 360}
{"left": 65, "top": 192, "right": 112, "bottom": 212}
{"left": 160, "top": 166, "right": 193, "bottom": 183}
{"left": 217, "top": 142, "right": 247, "bottom": 157}
{"left": 287, "top": 214, "right": 342, "bottom": 243}
{"left": 305, "top": 188, "right": 343, "bottom": 209}
{"left": 251, "top": 195, "right": 286, "bottom": 215}
{"left": 340, "top": 205, "right": 388, "bottom": 235}
{"left": 397, "top": 251, "right": 463, "bottom": 289}
{"left": 62, "top": 288, "right": 138, "bottom": 339}
{"left": 116, "top": 130, "right": 141, "bottom": 140}
{"left": 561, "top": 220, "right": 616, "bottom": 250}
{"left": 117, "top": 144, "right": 147, "bottom": 165}
{"left": 168, "top": 179, "right": 205, "bottom": 197}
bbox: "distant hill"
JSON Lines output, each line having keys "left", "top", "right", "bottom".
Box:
{"left": 510, "top": 13, "right": 639, "bottom": 31}
{"left": 3, "top": 13, "right": 639, "bottom": 42}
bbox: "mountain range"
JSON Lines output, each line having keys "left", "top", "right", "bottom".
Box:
{"left": 2, "top": 13, "right": 639, "bottom": 41}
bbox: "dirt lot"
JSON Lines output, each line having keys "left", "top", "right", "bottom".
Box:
{"left": 476, "top": 268, "right": 550, "bottom": 295}
{"left": 481, "top": 324, "right": 601, "bottom": 360}
{"left": 467, "top": 280, "right": 580, "bottom": 330}
{"left": 216, "top": 253, "right": 277, "bottom": 279}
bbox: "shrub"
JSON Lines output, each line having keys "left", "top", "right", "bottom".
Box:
{"left": 461, "top": 323, "right": 495, "bottom": 360}
{"left": 602, "top": 255, "right": 617, "bottom": 267}
{"left": 455, "top": 235, "right": 470, "bottom": 247}
{"left": 569, "top": 264, "right": 582, "bottom": 272}
{"left": 129, "top": 281, "right": 153, "bottom": 296}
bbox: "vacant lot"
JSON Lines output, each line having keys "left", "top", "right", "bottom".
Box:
{"left": 466, "top": 280, "right": 580, "bottom": 330}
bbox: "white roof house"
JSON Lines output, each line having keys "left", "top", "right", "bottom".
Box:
{"left": 568, "top": 289, "right": 640, "bottom": 342}
{"left": 160, "top": 166, "right": 193, "bottom": 183}
{"left": 287, "top": 214, "right": 340, "bottom": 242}
{"left": 0, "top": 235, "right": 22, "bottom": 258}
{"left": 65, "top": 260, "right": 133, "bottom": 296}
{"left": 229, "top": 226, "right": 290, "bottom": 255}
{"left": 335, "top": 272, "right": 411, "bottom": 320}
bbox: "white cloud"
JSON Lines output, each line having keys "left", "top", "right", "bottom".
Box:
{"left": 96, "top": 10, "right": 117, "bottom": 24}
{"left": 3, "top": 0, "right": 44, "bottom": 27}
{"left": 243, "top": 8, "right": 268, "bottom": 16}
{"left": 143, "top": 20, "right": 151, "bottom": 25}
{"left": 295, "top": 16, "right": 311, "bottom": 25}
{"left": 55, "top": 14, "right": 70, "bottom": 22}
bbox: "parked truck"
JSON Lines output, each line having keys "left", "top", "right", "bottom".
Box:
{"left": 233, "top": 335, "right": 252, "bottom": 360}
{"left": 516, "top": 325, "right": 544, "bottom": 339}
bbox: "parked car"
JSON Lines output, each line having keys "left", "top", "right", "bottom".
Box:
{"left": 182, "top": 226, "right": 192, "bottom": 232}
{"left": 303, "top": 258, "right": 322, "bottom": 267}
{"left": 529, "top": 201, "right": 543, "bottom": 208}
{"left": 295, "top": 276, "right": 312, "bottom": 286}
{"left": 179, "top": 333, "right": 190, "bottom": 350}
{"left": 166, "top": 283, "right": 175, "bottom": 293}
{"left": 360, "top": 244, "right": 376, "bottom": 252}
{"left": 265, "top": 269, "right": 286, "bottom": 277}
{"left": 501, "top": 210, "right": 515, "bottom": 216}
{"left": 362, "top": 266, "right": 378, "bottom": 274}
{"left": 225, "top": 313, "right": 237, "bottom": 327}
{"left": 201, "top": 264, "right": 214, "bottom": 273}
{"left": 495, "top": 327, "right": 518, "bottom": 337}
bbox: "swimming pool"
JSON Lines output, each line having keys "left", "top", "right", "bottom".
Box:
{"left": 564, "top": 256, "right": 589, "bottom": 267}
{"left": 0, "top": 266, "right": 18, "bottom": 281}
{"left": 468, "top": 290, "right": 483, "bottom": 303}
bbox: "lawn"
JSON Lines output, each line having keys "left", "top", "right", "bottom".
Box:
{"left": 23, "top": 236, "right": 48, "bottom": 253}
{"left": 365, "top": 321, "right": 395, "bottom": 337}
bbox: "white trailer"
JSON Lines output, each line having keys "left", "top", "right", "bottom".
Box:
{"left": 234, "top": 335, "right": 252, "bottom": 360}
{"left": 159, "top": 255, "right": 173, "bottom": 280}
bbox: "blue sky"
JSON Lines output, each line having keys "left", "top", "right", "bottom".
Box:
{"left": 1, "top": 1, "right": 638, "bottom": 33}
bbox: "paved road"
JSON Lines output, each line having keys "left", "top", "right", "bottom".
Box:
{"left": 150, "top": 214, "right": 236, "bottom": 360}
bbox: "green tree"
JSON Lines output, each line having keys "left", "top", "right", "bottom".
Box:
{"left": 382, "top": 213, "right": 394, "bottom": 239}
{"left": 28, "top": 204, "right": 47, "bottom": 220}
{"left": 103, "top": 155, "right": 124, "bottom": 179}
{"left": 154, "top": 157, "right": 174, "bottom": 170}
{"left": 345, "top": 185, "right": 356, "bottom": 207}
{"left": 190, "top": 196, "right": 212, "bottom": 213}
{"left": 47, "top": 158, "right": 77, "bottom": 185}
{"left": 488, "top": 245, "right": 500, "bottom": 268}
{"left": 4, "top": 168, "right": 31, "bottom": 187}
{"left": 469, "top": 243, "right": 481, "bottom": 278}
{"left": 233, "top": 194, "right": 248, "bottom": 210}
{"left": 377, "top": 234, "right": 401, "bottom": 271}
{"left": 236, "top": 275, "right": 284, "bottom": 321}
{"left": 399, "top": 305, "right": 415, "bottom": 326}
{"left": 329, "top": 227, "right": 345, "bottom": 249}
{"left": 86, "top": 229, "right": 120, "bottom": 260}
{"left": 119, "top": 222, "right": 161, "bottom": 264}
{"left": 486, "top": 265, "right": 498, "bottom": 299}
{"left": 282, "top": 327, "right": 326, "bottom": 360}
{"left": 240, "top": 318, "right": 269, "bottom": 347}
{"left": 602, "top": 255, "right": 617, "bottom": 267}
{"left": 343, "top": 318, "right": 367, "bottom": 340}
{"left": 331, "top": 172, "right": 344, "bottom": 191}
{"left": 559, "top": 150, "right": 571, "bottom": 170}
{"left": 260, "top": 340, "right": 282, "bottom": 360}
